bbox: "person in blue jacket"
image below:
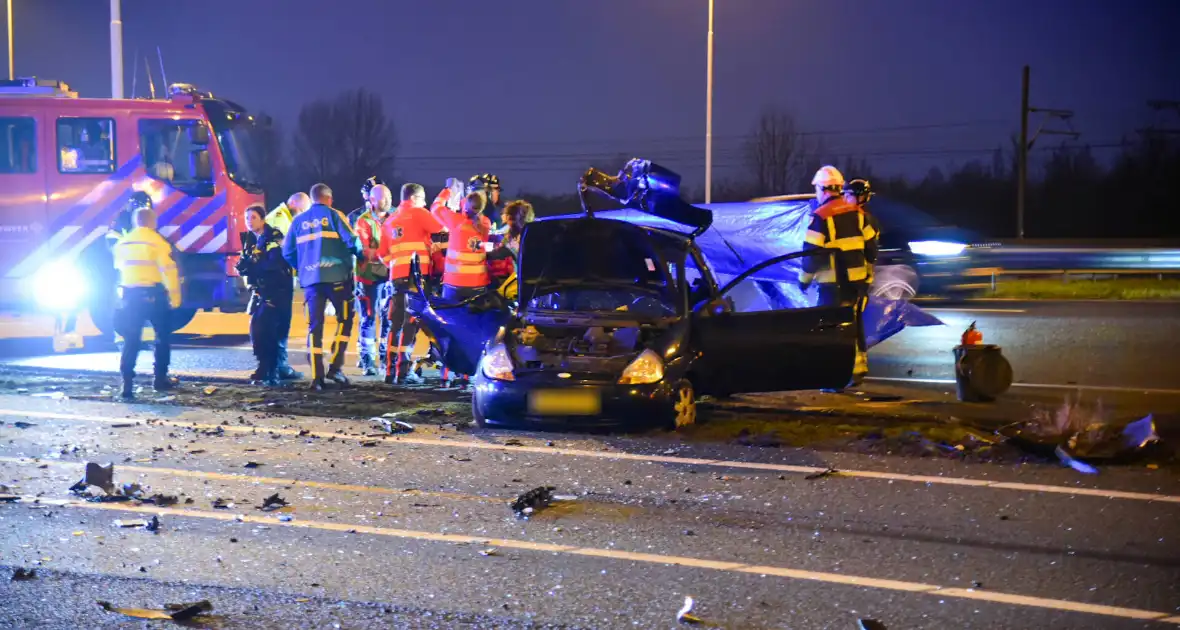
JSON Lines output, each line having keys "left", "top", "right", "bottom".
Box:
{"left": 282, "top": 183, "right": 364, "bottom": 390}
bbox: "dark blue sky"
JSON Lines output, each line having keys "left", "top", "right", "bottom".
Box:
{"left": 6, "top": 0, "right": 1178, "bottom": 194}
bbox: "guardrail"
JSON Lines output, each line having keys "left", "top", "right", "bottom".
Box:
{"left": 969, "top": 246, "right": 1180, "bottom": 276}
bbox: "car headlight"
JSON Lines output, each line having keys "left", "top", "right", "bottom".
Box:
{"left": 30, "top": 260, "right": 88, "bottom": 311}
{"left": 618, "top": 349, "right": 664, "bottom": 385}
{"left": 908, "top": 240, "right": 967, "bottom": 257}
{"left": 481, "top": 343, "right": 515, "bottom": 381}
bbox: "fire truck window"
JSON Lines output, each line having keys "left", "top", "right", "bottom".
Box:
{"left": 56, "top": 118, "right": 115, "bottom": 174}
{"left": 139, "top": 119, "right": 202, "bottom": 186}
{"left": 0, "top": 117, "right": 36, "bottom": 174}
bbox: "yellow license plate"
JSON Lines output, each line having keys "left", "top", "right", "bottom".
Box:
{"left": 528, "top": 389, "right": 601, "bottom": 416}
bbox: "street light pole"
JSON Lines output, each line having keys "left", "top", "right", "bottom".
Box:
{"left": 110, "top": 0, "right": 123, "bottom": 98}
{"left": 704, "top": 0, "right": 714, "bottom": 204}
{"left": 7, "top": 0, "right": 14, "bottom": 80}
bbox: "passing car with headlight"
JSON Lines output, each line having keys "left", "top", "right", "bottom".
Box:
{"left": 408, "top": 159, "right": 940, "bottom": 430}
{"left": 748, "top": 194, "right": 997, "bottom": 298}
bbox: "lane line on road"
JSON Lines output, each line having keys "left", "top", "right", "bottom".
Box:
{"left": 866, "top": 376, "right": 1180, "bottom": 396}
{"left": 5, "top": 408, "right": 1179, "bottom": 504}
{"left": 9, "top": 496, "right": 1179, "bottom": 625}
{"left": 0, "top": 457, "right": 500, "bottom": 505}
{"left": 919, "top": 308, "right": 1027, "bottom": 313}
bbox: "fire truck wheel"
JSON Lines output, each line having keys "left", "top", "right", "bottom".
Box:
{"left": 169, "top": 308, "right": 198, "bottom": 333}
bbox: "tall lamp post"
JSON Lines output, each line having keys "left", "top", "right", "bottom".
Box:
{"left": 704, "top": 0, "right": 714, "bottom": 204}
{"left": 7, "top": 0, "right": 14, "bottom": 80}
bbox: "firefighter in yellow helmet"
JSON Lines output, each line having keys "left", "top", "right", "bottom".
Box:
{"left": 112, "top": 204, "right": 182, "bottom": 400}
{"left": 799, "top": 165, "right": 872, "bottom": 388}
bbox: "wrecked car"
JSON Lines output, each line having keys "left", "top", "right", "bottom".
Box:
{"left": 408, "top": 159, "right": 941, "bottom": 429}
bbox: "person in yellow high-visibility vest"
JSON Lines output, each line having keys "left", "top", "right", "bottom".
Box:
{"left": 112, "top": 205, "right": 181, "bottom": 400}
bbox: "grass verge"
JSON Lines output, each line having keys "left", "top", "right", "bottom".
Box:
{"left": 990, "top": 278, "right": 1180, "bottom": 300}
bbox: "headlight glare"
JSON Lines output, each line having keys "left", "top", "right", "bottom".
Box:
{"left": 908, "top": 240, "right": 967, "bottom": 257}
{"left": 31, "top": 260, "right": 87, "bottom": 311}
{"left": 618, "top": 349, "right": 664, "bottom": 385}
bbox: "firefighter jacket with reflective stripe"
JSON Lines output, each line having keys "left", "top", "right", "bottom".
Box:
{"left": 282, "top": 203, "right": 362, "bottom": 288}
{"left": 239, "top": 224, "right": 292, "bottom": 295}
{"left": 105, "top": 208, "right": 133, "bottom": 252}
{"left": 432, "top": 190, "right": 491, "bottom": 288}
{"left": 857, "top": 205, "right": 881, "bottom": 283}
{"left": 800, "top": 197, "right": 874, "bottom": 286}
{"left": 265, "top": 203, "right": 293, "bottom": 235}
{"left": 113, "top": 226, "right": 182, "bottom": 309}
{"left": 380, "top": 201, "right": 445, "bottom": 280}
{"left": 353, "top": 208, "right": 390, "bottom": 284}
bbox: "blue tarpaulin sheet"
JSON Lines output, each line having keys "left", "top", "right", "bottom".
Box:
{"left": 557, "top": 200, "right": 944, "bottom": 346}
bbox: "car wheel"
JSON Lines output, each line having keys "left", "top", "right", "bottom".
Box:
{"left": 870, "top": 264, "right": 919, "bottom": 300}
{"left": 472, "top": 391, "right": 489, "bottom": 429}
{"left": 669, "top": 379, "right": 697, "bottom": 430}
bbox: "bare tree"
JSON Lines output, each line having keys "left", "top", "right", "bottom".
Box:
{"left": 294, "top": 100, "right": 338, "bottom": 182}
{"left": 249, "top": 111, "right": 295, "bottom": 206}
{"left": 292, "top": 88, "right": 399, "bottom": 208}
{"left": 743, "top": 107, "right": 812, "bottom": 196}
{"left": 332, "top": 88, "right": 398, "bottom": 186}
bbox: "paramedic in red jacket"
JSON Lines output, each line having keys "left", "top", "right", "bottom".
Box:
{"left": 431, "top": 180, "right": 492, "bottom": 302}
{"left": 379, "top": 183, "right": 445, "bottom": 384}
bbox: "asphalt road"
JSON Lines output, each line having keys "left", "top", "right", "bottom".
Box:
{"left": 2, "top": 300, "right": 1178, "bottom": 394}
{"left": 2, "top": 395, "right": 1179, "bottom": 629}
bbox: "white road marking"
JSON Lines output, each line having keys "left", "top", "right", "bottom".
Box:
{"left": 866, "top": 376, "right": 1180, "bottom": 396}
{"left": 920, "top": 308, "right": 1027, "bottom": 313}
{"left": 10, "top": 496, "right": 1179, "bottom": 625}
{"left": 3, "top": 408, "right": 1178, "bottom": 504}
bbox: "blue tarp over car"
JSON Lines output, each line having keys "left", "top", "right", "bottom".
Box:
{"left": 548, "top": 198, "right": 943, "bottom": 346}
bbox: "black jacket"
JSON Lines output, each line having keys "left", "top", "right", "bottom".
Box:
{"left": 238, "top": 224, "right": 292, "bottom": 295}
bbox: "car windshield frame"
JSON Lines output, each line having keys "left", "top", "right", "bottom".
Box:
{"left": 202, "top": 100, "right": 265, "bottom": 194}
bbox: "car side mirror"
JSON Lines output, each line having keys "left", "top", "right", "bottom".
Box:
{"left": 188, "top": 123, "right": 210, "bottom": 145}
{"left": 192, "top": 150, "right": 212, "bottom": 181}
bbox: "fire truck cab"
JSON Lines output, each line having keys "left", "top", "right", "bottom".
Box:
{"left": 0, "top": 77, "right": 266, "bottom": 336}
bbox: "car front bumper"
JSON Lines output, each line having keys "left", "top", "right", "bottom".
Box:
{"left": 472, "top": 371, "right": 679, "bottom": 430}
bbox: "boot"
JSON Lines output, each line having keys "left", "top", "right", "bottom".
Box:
{"left": 326, "top": 369, "right": 350, "bottom": 386}
{"left": 277, "top": 365, "right": 304, "bottom": 380}
{"left": 121, "top": 377, "right": 135, "bottom": 401}
{"left": 359, "top": 354, "right": 377, "bottom": 377}
{"left": 153, "top": 374, "right": 176, "bottom": 392}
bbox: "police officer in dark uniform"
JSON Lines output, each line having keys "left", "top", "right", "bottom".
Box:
{"left": 237, "top": 204, "right": 293, "bottom": 386}
{"left": 111, "top": 204, "right": 181, "bottom": 400}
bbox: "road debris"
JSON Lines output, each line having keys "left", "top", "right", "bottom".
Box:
{"left": 203, "top": 386, "right": 218, "bottom": 395}
{"left": 805, "top": 467, "right": 839, "bottom": 480}
{"left": 858, "top": 620, "right": 888, "bottom": 630}
{"left": 375, "top": 417, "right": 414, "bottom": 434}
{"left": 211, "top": 498, "right": 233, "bottom": 509}
{"left": 1000, "top": 395, "right": 1164, "bottom": 470}
{"left": 503, "top": 439, "right": 524, "bottom": 447}
{"left": 677, "top": 596, "right": 701, "bottom": 624}
{"left": 244, "top": 461, "right": 262, "bottom": 469}
{"left": 258, "top": 493, "right": 288, "bottom": 511}
{"left": 31, "top": 391, "right": 67, "bottom": 400}
{"left": 11, "top": 421, "right": 35, "bottom": 429}
{"left": 68, "top": 462, "right": 115, "bottom": 495}
{"left": 10, "top": 568, "right": 36, "bottom": 581}
{"left": 113, "top": 515, "right": 160, "bottom": 532}
{"left": 144, "top": 494, "right": 178, "bottom": 507}
{"left": 0, "top": 494, "right": 19, "bottom": 502}
{"left": 97, "top": 599, "right": 213, "bottom": 621}
{"left": 449, "top": 455, "right": 472, "bottom": 462}
{"left": 511, "top": 486, "right": 555, "bottom": 519}
{"left": 479, "top": 548, "right": 500, "bottom": 557}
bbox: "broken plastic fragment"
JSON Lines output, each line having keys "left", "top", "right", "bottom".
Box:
{"left": 203, "top": 386, "right": 218, "bottom": 395}
{"left": 479, "top": 548, "right": 499, "bottom": 557}
{"left": 511, "top": 486, "right": 555, "bottom": 518}
{"left": 1122, "top": 415, "right": 1159, "bottom": 450}
{"left": 677, "top": 596, "right": 701, "bottom": 624}
{"left": 11, "top": 568, "right": 36, "bottom": 581}
{"left": 805, "top": 467, "right": 838, "bottom": 480}
{"left": 114, "top": 519, "right": 150, "bottom": 528}
{"left": 1055, "top": 446, "right": 1098, "bottom": 475}
{"left": 259, "top": 493, "right": 288, "bottom": 511}
{"left": 244, "top": 461, "right": 261, "bottom": 469}
{"left": 376, "top": 417, "right": 414, "bottom": 434}
{"left": 12, "top": 421, "right": 34, "bottom": 429}
{"left": 98, "top": 600, "right": 212, "bottom": 621}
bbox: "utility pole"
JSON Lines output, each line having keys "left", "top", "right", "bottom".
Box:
{"left": 704, "top": 0, "right": 715, "bottom": 204}
{"left": 110, "top": 0, "right": 123, "bottom": 98}
{"left": 7, "top": 0, "right": 14, "bottom": 80}
{"left": 1016, "top": 65, "right": 1079, "bottom": 239}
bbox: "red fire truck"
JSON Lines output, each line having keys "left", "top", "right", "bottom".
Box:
{"left": 0, "top": 77, "right": 267, "bottom": 336}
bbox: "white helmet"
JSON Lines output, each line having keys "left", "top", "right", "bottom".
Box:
{"left": 811, "top": 165, "right": 845, "bottom": 188}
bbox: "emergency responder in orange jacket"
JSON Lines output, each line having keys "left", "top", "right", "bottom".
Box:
{"left": 432, "top": 180, "right": 492, "bottom": 302}
{"left": 353, "top": 183, "right": 393, "bottom": 376}
{"left": 801, "top": 165, "right": 874, "bottom": 387}
{"left": 379, "top": 182, "right": 445, "bottom": 384}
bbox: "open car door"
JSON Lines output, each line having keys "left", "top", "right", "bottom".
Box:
{"left": 689, "top": 250, "right": 857, "bottom": 395}
{"left": 405, "top": 260, "right": 511, "bottom": 376}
